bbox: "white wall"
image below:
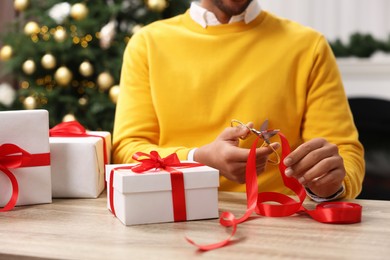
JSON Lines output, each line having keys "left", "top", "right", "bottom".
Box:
{"left": 261, "top": 0, "right": 390, "bottom": 42}
{"left": 261, "top": 0, "right": 390, "bottom": 100}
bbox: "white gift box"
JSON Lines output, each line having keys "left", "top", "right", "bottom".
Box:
{"left": 0, "top": 110, "right": 52, "bottom": 207}
{"left": 50, "top": 131, "right": 111, "bottom": 198}
{"left": 106, "top": 163, "right": 220, "bottom": 225}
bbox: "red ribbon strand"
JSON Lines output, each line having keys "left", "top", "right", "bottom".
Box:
{"left": 109, "top": 151, "right": 203, "bottom": 222}
{"left": 187, "top": 132, "right": 362, "bottom": 251}
{"left": 0, "top": 143, "right": 50, "bottom": 212}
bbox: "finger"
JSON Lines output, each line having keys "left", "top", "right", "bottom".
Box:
{"left": 286, "top": 144, "right": 338, "bottom": 179}
{"left": 297, "top": 155, "right": 343, "bottom": 185}
{"left": 220, "top": 124, "right": 251, "bottom": 142}
{"left": 255, "top": 142, "right": 280, "bottom": 157}
{"left": 240, "top": 122, "right": 254, "bottom": 139}
{"left": 283, "top": 138, "right": 327, "bottom": 167}
{"left": 226, "top": 141, "right": 279, "bottom": 164}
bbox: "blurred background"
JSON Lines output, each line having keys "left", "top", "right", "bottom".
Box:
{"left": 1, "top": 0, "right": 389, "bottom": 200}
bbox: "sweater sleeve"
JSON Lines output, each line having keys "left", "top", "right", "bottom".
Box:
{"left": 112, "top": 31, "right": 192, "bottom": 163}
{"left": 303, "top": 35, "right": 365, "bottom": 199}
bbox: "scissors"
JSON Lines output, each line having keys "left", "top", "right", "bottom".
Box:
{"left": 231, "top": 119, "right": 280, "bottom": 164}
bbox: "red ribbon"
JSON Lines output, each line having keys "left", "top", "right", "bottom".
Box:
{"left": 187, "top": 132, "right": 362, "bottom": 251}
{"left": 109, "top": 151, "right": 203, "bottom": 222}
{"left": 49, "top": 121, "right": 108, "bottom": 165}
{"left": 0, "top": 143, "right": 51, "bottom": 212}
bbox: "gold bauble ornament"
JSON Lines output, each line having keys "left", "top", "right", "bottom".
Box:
{"left": 22, "top": 59, "right": 36, "bottom": 75}
{"left": 14, "top": 0, "right": 29, "bottom": 12}
{"left": 109, "top": 85, "right": 120, "bottom": 104}
{"left": 79, "top": 61, "right": 94, "bottom": 77}
{"left": 41, "top": 54, "right": 57, "bottom": 70}
{"left": 70, "top": 3, "right": 89, "bottom": 20}
{"left": 54, "top": 27, "right": 67, "bottom": 42}
{"left": 55, "top": 66, "right": 73, "bottom": 86}
{"left": 97, "top": 72, "right": 114, "bottom": 91}
{"left": 63, "top": 114, "right": 76, "bottom": 122}
{"left": 23, "top": 96, "right": 36, "bottom": 109}
{"left": 0, "top": 45, "right": 13, "bottom": 61}
{"left": 147, "top": 0, "right": 167, "bottom": 12}
{"left": 24, "top": 21, "right": 40, "bottom": 35}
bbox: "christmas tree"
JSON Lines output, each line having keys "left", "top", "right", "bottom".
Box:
{"left": 0, "top": 0, "right": 191, "bottom": 131}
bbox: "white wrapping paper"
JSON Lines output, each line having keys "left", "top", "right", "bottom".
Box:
{"left": 106, "top": 163, "right": 219, "bottom": 225}
{"left": 50, "top": 131, "right": 111, "bottom": 198}
{"left": 0, "top": 110, "right": 52, "bottom": 207}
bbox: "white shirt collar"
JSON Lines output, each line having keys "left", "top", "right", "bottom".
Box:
{"left": 189, "top": 0, "right": 262, "bottom": 28}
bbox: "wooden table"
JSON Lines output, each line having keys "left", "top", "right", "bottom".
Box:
{"left": 0, "top": 192, "right": 389, "bottom": 260}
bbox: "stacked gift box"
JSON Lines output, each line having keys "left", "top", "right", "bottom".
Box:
{"left": 1, "top": 109, "right": 220, "bottom": 227}
{"left": 0, "top": 109, "right": 111, "bottom": 211}
{"left": 49, "top": 122, "right": 111, "bottom": 198}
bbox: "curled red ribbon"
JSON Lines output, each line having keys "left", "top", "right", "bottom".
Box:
{"left": 109, "top": 151, "right": 203, "bottom": 222}
{"left": 49, "top": 121, "right": 108, "bottom": 165}
{"left": 187, "top": 132, "right": 362, "bottom": 251}
{"left": 0, "top": 143, "right": 51, "bottom": 212}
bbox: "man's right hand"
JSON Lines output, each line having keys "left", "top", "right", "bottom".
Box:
{"left": 193, "top": 123, "right": 280, "bottom": 183}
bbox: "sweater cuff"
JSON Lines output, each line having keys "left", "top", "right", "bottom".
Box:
{"left": 187, "top": 148, "right": 197, "bottom": 161}
{"left": 305, "top": 185, "right": 345, "bottom": 202}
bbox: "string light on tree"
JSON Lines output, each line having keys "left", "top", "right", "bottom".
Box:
{"left": 79, "top": 61, "right": 94, "bottom": 77}
{"left": 22, "top": 59, "right": 36, "bottom": 75}
{"left": 109, "top": 85, "right": 120, "bottom": 104}
{"left": 23, "top": 96, "right": 37, "bottom": 109}
{"left": 70, "top": 3, "right": 89, "bottom": 21}
{"left": 14, "top": 0, "right": 29, "bottom": 12}
{"left": 78, "top": 97, "right": 88, "bottom": 106}
{"left": 0, "top": 45, "right": 13, "bottom": 61}
{"left": 97, "top": 72, "right": 114, "bottom": 91}
{"left": 146, "top": 0, "right": 167, "bottom": 12}
{"left": 41, "top": 53, "right": 57, "bottom": 70}
{"left": 55, "top": 66, "right": 73, "bottom": 86}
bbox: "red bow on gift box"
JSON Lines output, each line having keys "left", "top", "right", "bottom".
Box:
{"left": 109, "top": 151, "right": 203, "bottom": 222}
{"left": 0, "top": 144, "right": 50, "bottom": 212}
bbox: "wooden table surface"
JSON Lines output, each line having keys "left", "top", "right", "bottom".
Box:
{"left": 0, "top": 191, "right": 389, "bottom": 260}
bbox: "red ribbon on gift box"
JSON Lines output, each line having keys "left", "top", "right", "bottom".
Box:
{"left": 49, "top": 121, "right": 108, "bottom": 165}
{"left": 0, "top": 143, "right": 51, "bottom": 212}
{"left": 108, "top": 151, "right": 203, "bottom": 222}
{"left": 186, "top": 132, "right": 362, "bottom": 251}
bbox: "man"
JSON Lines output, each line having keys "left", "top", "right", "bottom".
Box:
{"left": 112, "top": 0, "right": 365, "bottom": 201}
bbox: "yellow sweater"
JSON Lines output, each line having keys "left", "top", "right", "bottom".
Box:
{"left": 113, "top": 10, "right": 365, "bottom": 198}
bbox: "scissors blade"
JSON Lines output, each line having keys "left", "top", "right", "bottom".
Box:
{"left": 262, "top": 129, "right": 280, "bottom": 141}
{"left": 258, "top": 119, "right": 280, "bottom": 144}
{"left": 260, "top": 119, "right": 269, "bottom": 132}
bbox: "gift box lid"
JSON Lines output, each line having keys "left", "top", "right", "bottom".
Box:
{"left": 106, "top": 163, "right": 219, "bottom": 193}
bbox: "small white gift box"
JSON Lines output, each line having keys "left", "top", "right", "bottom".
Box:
{"left": 50, "top": 131, "right": 111, "bottom": 198}
{"left": 0, "top": 110, "right": 52, "bottom": 207}
{"left": 106, "top": 161, "right": 219, "bottom": 225}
